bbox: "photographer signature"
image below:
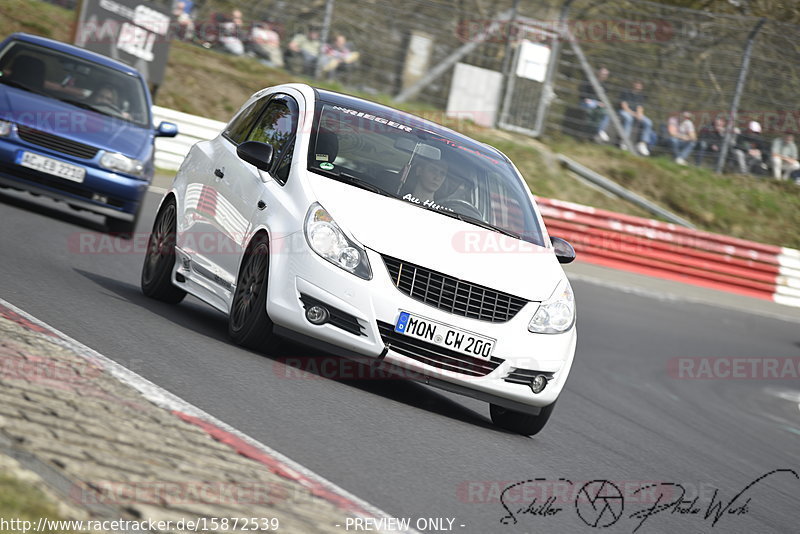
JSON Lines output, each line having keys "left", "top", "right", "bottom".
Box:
{"left": 498, "top": 469, "right": 798, "bottom": 531}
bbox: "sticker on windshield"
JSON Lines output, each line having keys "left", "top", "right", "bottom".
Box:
{"left": 315, "top": 154, "right": 329, "bottom": 161}
{"left": 319, "top": 162, "right": 334, "bottom": 170}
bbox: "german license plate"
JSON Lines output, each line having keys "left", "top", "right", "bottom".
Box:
{"left": 18, "top": 151, "right": 86, "bottom": 183}
{"left": 395, "top": 311, "right": 495, "bottom": 359}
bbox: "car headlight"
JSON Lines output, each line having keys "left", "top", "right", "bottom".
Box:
{"left": 304, "top": 203, "right": 372, "bottom": 280}
{"left": 528, "top": 279, "right": 575, "bottom": 334}
{"left": 0, "top": 120, "right": 12, "bottom": 136}
{"left": 100, "top": 151, "right": 145, "bottom": 177}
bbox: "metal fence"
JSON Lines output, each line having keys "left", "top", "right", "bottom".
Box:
{"left": 58, "top": 0, "right": 800, "bottom": 173}
{"left": 185, "top": 0, "right": 800, "bottom": 171}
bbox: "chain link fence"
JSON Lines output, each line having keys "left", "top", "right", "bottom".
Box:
{"left": 60, "top": 0, "right": 800, "bottom": 173}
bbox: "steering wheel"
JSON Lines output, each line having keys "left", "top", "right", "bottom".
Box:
{"left": 93, "top": 102, "right": 123, "bottom": 115}
{"left": 437, "top": 198, "right": 484, "bottom": 220}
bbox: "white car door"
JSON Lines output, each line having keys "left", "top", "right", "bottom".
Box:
{"left": 178, "top": 96, "right": 269, "bottom": 306}
{"left": 212, "top": 93, "right": 301, "bottom": 300}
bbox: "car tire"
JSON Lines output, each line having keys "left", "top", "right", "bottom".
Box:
{"left": 140, "top": 198, "right": 186, "bottom": 304}
{"left": 106, "top": 205, "right": 141, "bottom": 239}
{"left": 490, "top": 401, "right": 556, "bottom": 436}
{"left": 228, "top": 234, "right": 274, "bottom": 351}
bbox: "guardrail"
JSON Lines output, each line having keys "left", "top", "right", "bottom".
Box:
{"left": 537, "top": 197, "right": 800, "bottom": 308}
{"left": 152, "top": 105, "right": 226, "bottom": 171}
{"left": 149, "top": 106, "right": 800, "bottom": 308}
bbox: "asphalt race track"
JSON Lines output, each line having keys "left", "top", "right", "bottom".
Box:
{"left": 1, "top": 188, "right": 798, "bottom": 534}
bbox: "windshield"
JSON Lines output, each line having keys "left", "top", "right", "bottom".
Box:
{"left": 307, "top": 102, "right": 544, "bottom": 245}
{"left": 0, "top": 40, "right": 150, "bottom": 128}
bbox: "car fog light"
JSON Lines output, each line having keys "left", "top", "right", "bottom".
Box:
{"left": 530, "top": 374, "right": 547, "bottom": 394}
{"left": 306, "top": 305, "right": 329, "bottom": 325}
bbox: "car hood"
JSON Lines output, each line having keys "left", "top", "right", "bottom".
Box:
{"left": 0, "top": 85, "right": 151, "bottom": 158}
{"left": 307, "top": 172, "right": 565, "bottom": 302}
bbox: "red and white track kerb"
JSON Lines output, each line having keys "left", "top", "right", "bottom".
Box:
{"left": 536, "top": 197, "right": 800, "bottom": 307}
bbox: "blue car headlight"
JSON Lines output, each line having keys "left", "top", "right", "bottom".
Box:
{"left": 0, "top": 120, "right": 12, "bottom": 136}
{"left": 100, "top": 151, "right": 145, "bottom": 178}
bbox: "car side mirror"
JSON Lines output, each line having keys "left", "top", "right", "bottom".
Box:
{"left": 237, "top": 141, "right": 274, "bottom": 171}
{"left": 551, "top": 236, "right": 576, "bottom": 264}
{"left": 155, "top": 121, "right": 178, "bottom": 138}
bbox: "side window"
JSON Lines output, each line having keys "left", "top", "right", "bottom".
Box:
{"left": 246, "top": 96, "right": 298, "bottom": 183}
{"left": 274, "top": 142, "right": 294, "bottom": 184}
{"left": 246, "top": 100, "right": 296, "bottom": 153}
{"left": 223, "top": 99, "right": 264, "bottom": 144}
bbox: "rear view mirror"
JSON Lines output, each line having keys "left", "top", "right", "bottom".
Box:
{"left": 155, "top": 121, "right": 178, "bottom": 138}
{"left": 394, "top": 137, "right": 441, "bottom": 160}
{"left": 237, "top": 141, "right": 273, "bottom": 171}
{"left": 551, "top": 236, "right": 576, "bottom": 264}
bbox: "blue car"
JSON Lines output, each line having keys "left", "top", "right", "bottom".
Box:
{"left": 0, "top": 33, "right": 177, "bottom": 234}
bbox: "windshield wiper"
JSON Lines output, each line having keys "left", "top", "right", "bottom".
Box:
{"left": 417, "top": 203, "right": 521, "bottom": 239}
{"left": 56, "top": 96, "right": 115, "bottom": 117}
{"left": 313, "top": 168, "right": 392, "bottom": 197}
{"left": 452, "top": 211, "right": 521, "bottom": 239}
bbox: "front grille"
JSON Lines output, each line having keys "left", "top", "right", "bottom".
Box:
{"left": 382, "top": 255, "right": 529, "bottom": 323}
{"left": 299, "top": 294, "right": 365, "bottom": 337}
{"left": 378, "top": 321, "right": 503, "bottom": 377}
{"left": 504, "top": 368, "right": 555, "bottom": 386}
{"left": 17, "top": 124, "right": 99, "bottom": 160}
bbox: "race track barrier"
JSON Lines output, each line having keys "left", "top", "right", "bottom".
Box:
{"left": 537, "top": 197, "right": 800, "bottom": 308}
{"left": 152, "top": 105, "right": 226, "bottom": 171}
{"left": 149, "top": 105, "right": 800, "bottom": 308}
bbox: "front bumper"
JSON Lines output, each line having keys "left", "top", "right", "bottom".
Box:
{"left": 266, "top": 232, "right": 576, "bottom": 413}
{"left": 0, "top": 138, "right": 149, "bottom": 218}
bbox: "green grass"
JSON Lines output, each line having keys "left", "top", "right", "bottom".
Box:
{"left": 548, "top": 138, "right": 800, "bottom": 247}
{"left": 0, "top": 473, "right": 71, "bottom": 532}
{"left": 3, "top": 0, "right": 800, "bottom": 248}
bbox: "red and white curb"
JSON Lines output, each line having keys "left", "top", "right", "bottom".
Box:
{"left": 537, "top": 197, "right": 800, "bottom": 307}
{"left": 0, "top": 297, "right": 417, "bottom": 534}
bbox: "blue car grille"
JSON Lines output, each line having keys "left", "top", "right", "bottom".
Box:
{"left": 381, "top": 255, "right": 529, "bottom": 323}
{"left": 16, "top": 124, "right": 99, "bottom": 160}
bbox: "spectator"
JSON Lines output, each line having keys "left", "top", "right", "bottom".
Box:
{"left": 286, "top": 27, "right": 321, "bottom": 75}
{"left": 618, "top": 80, "right": 653, "bottom": 156}
{"left": 771, "top": 133, "right": 800, "bottom": 181}
{"left": 218, "top": 10, "right": 245, "bottom": 56}
{"left": 694, "top": 116, "right": 728, "bottom": 167}
{"left": 666, "top": 111, "right": 697, "bottom": 165}
{"left": 733, "top": 120, "right": 768, "bottom": 175}
{"left": 578, "top": 66, "right": 610, "bottom": 142}
{"left": 172, "top": 1, "right": 195, "bottom": 41}
{"left": 249, "top": 22, "right": 284, "bottom": 68}
{"left": 319, "top": 34, "right": 360, "bottom": 79}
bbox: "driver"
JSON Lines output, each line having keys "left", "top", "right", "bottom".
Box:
{"left": 402, "top": 159, "right": 448, "bottom": 204}
{"left": 91, "top": 83, "right": 131, "bottom": 119}
{"left": 91, "top": 83, "right": 120, "bottom": 108}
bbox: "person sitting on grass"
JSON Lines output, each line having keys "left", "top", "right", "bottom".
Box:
{"left": 617, "top": 80, "right": 653, "bottom": 156}
{"left": 578, "top": 66, "right": 611, "bottom": 143}
{"left": 666, "top": 111, "right": 697, "bottom": 165}
{"left": 733, "top": 121, "right": 768, "bottom": 175}
{"left": 771, "top": 133, "right": 800, "bottom": 181}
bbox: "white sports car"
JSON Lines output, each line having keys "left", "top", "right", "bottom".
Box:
{"left": 141, "top": 83, "right": 577, "bottom": 435}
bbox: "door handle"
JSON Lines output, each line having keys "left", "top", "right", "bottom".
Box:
{"left": 257, "top": 200, "right": 267, "bottom": 210}
{"left": 214, "top": 168, "right": 224, "bottom": 180}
